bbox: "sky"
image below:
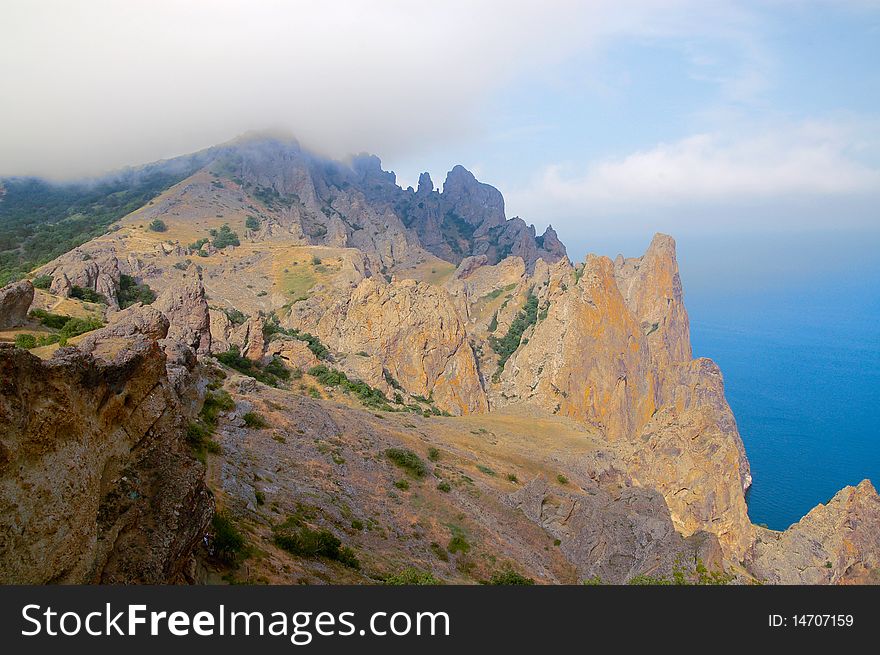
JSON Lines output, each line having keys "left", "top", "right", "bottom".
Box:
{"left": 1, "top": 0, "right": 879, "bottom": 263}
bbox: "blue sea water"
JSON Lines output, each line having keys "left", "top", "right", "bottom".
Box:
{"left": 685, "top": 250, "right": 880, "bottom": 530}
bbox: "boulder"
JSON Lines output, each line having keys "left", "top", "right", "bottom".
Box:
{"left": 0, "top": 280, "right": 34, "bottom": 329}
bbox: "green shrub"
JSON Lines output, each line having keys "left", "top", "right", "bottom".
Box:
{"left": 311, "top": 255, "right": 322, "bottom": 265}
{"left": 189, "top": 237, "right": 209, "bottom": 251}
{"left": 385, "top": 448, "right": 427, "bottom": 478}
{"left": 255, "top": 491, "right": 265, "bottom": 505}
{"left": 583, "top": 576, "right": 604, "bottom": 585}
{"left": 30, "top": 308, "right": 70, "bottom": 329}
{"left": 487, "top": 568, "right": 535, "bottom": 585}
{"left": 70, "top": 285, "right": 107, "bottom": 304}
{"left": 243, "top": 411, "right": 268, "bottom": 429}
{"left": 211, "top": 512, "right": 247, "bottom": 565}
{"left": 31, "top": 274, "right": 52, "bottom": 289}
{"left": 200, "top": 389, "right": 235, "bottom": 425}
{"left": 245, "top": 216, "right": 260, "bottom": 230}
{"left": 58, "top": 315, "right": 103, "bottom": 340}
{"left": 427, "top": 447, "right": 440, "bottom": 461}
{"left": 393, "top": 479, "right": 410, "bottom": 491}
{"left": 216, "top": 347, "right": 284, "bottom": 386}
{"left": 477, "top": 464, "right": 496, "bottom": 476}
{"left": 264, "top": 317, "right": 329, "bottom": 359}
{"left": 273, "top": 523, "right": 360, "bottom": 569}
{"left": 224, "top": 308, "right": 247, "bottom": 325}
{"left": 212, "top": 223, "right": 240, "bottom": 249}
{"left": 263, "top": 357, "right": 290, "bottom": 380}
{"left": 507, "top": 473, "right": 518, "bottom": 483}
{"left": 384, "top": 568, "right": 441, "bottom": 585}
{"left": 309, "top": 364, "right": 392, "bottom": 410}
{"left": 436, "top": 481, "right": 451, "bottom": 493}
{"left": 117, "top": 274, "right": 156, "bottom": 308}
{"left": 489, "top": 291, "right": 538, "bottom": 377}
{"left": 14, "top": 333, "right": 37, "bottom": 349}
{"left": 447, "top": 535, "right": 470, "bottom": 554}
{"left": 148, "top": 219, "right": 167, "bottom": 232}
{"left": 382, "top": 368, "right": 403, "bottom": 390}
{"left": 556, "top": 474, "right": 568, "bottom": 485}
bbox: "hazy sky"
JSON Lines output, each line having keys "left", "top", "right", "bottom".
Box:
{"left": 2, "top": 0, "right": 879, "bottom": 254}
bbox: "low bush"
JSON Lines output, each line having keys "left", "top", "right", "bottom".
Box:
{"left": 487, "top": 568, "right": 535, "bottom": 585}
{"left": 31, "top": 275, "right": 52, "bottom": 289}
{"left": 385, "top": 448, "right": 427, "bottom": 478}
{"left": 309, "top": 365, "right": 392, "bottom": 411}
{"left": 14, "top": 333, "right": 37, "bottom": 349}
{"left": 243, "top": 412, "right": 268, "bottom": 429}
{"left": 70, "top": 285, "right": 107, "bottom": 304}
{"left": 384, "top": 568, "right": 441, "bottom": 585}
{"left": 273, "top": 522, "right": 359, "bottom": 569}
{"left": 211, "top": 512, "right": 247, "bottom": 565}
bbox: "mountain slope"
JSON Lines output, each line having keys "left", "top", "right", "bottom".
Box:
{"left": 0, "top": 134, "right": 877, "bottom": 585}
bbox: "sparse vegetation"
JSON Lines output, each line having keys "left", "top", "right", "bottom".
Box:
{"left": 627, "top": 558, "right": 735, "bottom": 585}
{"left": 309, "top": 364, "right": 393, "bottom": 410}
{"left": 243, "top": 411, "right": 269, "bottom": 429}
{"left": 264, "top": 317, "right": 329, "bottom": 359}
{"left": 384, "top": 568, "right": 441, "bottom": 585}
{"left": 215, "top": 347, "right": 289, "bottom": 386}
{"left": 486, "top": 568, "right": 535, "bottom": 585}
{"left": 490, "top": 290, "right": 538, "bottom": 379}
{"left": 186, "top": 388, "right": 233, "bottom": 460}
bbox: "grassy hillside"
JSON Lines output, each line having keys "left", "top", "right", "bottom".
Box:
{"left": 0, "top": 160, "right": 208, "bottom": 285}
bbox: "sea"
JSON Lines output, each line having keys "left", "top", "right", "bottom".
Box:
{"left": 682, "top": 231, "right": 880, "bottom": 530}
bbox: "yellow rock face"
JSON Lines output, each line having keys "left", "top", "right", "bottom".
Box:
{"left": 494, "top": 236, "right": 754, "bottom": 560}
{"left": 296, "top": 277, "right": 488, "bottom": 415}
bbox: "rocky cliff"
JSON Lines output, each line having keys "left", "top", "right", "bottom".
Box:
{"left": 0, "top": 305, "right": 212, "bottom": 583}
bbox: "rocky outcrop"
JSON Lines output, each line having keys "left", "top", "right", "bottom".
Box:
{"left": 0, "top": 280, "right": 34, "bottom": 329}
{"left": 153, "top": 264, "right": 211, "bottom": 354}
{"left": 497, "top": 254, "right": 656, "bottom": 440}
{"left": 614, "top": 233, "right": 691, "bottom": 368}
{"left": 0, "top": 306, "right": 212, "bottom": 583}
{"left": 494, "top": 237, "right": 754, "bottom": 560}
{"left": 294, "top": 277, "right": 487, "bottom": 415}
{"left": 43, "top": 252, "right": 122, "bottom": 309}
{"left": 749, "top": 480, "right": 880, "bottom": 584}
{"left": 265, "top": 337, "right": 319, "bottom": 371}
{"left": 509, "top": 476, "right": 724, "bottom": 584}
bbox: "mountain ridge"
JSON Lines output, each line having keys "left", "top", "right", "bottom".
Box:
{"left": 0, "top": 134, "right": 877, "bottom": 585}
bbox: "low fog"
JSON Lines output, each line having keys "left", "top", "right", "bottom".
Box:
{"left": 0, "top": 0, "right": 662, "bottom": 179}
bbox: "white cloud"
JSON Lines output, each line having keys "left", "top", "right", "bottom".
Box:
{"left": 509, "top": 120, "right": 880, "bottom": 219}
{"left": 0, "top": 0, "right": 769, "bottom": 178}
